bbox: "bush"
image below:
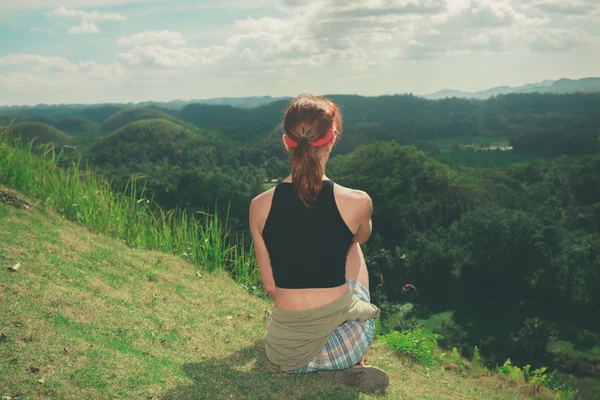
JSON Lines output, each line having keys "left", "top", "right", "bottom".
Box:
{"left": 382, "top": 327, "right": 444, "bottom": 367}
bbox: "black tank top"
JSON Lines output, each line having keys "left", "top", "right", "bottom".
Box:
{"left": 262, "top": 180, "right": 355, "bottom": 289}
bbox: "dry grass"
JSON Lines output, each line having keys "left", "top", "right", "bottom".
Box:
{"left": 0, "top": 188, "right": 555, "bottom": 399}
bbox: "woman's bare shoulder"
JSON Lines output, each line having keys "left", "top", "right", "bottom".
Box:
{"left": 250, "top": 187, "right": 276, "bottom": 213}
{"left": 333, "top": 182, "right": 371, "bottom": 202}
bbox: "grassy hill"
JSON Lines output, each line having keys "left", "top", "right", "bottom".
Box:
{"left": 0, "top": 128, "right": 567, "bottom": 399}
{"left": 100, "top": 108, "right": 188, "bottom": 134}
{"left": 88, "top": 118, "right": 224, "bottom": 174}
{"left": 0, "top": 186, "right": 557, "bottom": 399}
{"left": 55, "top": 116, "right": 99, "bottom": 135}
{"left": 7, "top": 122, "right": 72, "bottom": 146}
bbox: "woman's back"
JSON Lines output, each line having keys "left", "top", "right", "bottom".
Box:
{"left": 262, "top": 179, "right": 354, "bottom": 289}
{"left": 251, "top": 176, "right": 372, "bottom": 311}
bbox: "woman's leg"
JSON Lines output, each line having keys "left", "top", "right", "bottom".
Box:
{"left": 345, "top": 242, "right": 374, "bottom": 366}
{"left": 318, "top": 247, "right": 388, "bottom": 392}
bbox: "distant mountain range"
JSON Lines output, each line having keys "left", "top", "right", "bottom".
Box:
{"left": 0, "top": 96, "right": 291, "bottom": 111}
{"left": 3, "top": 78, "right": 599, "bottom": 112}
{"left": 422, "top": 77, "right": 600, "bottom": 100}
{"left": 134, "top": 96, "right": 290, "bottom": 110}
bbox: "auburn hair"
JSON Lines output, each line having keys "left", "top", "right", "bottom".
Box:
{"left": 283, "top": 94, "right": 343, "bottom": 208}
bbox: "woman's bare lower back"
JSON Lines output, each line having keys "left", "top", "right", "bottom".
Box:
{"left": 273, "top": 242, "right": 369, "bottom": 311}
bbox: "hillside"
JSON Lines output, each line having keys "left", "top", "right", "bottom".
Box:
{"left": 177, "top": 103, "right": 274, "bottom": 141}
{"left": 87, "top": 118, "right": 252, "bottom": 212}
{"left": 7, "top": 122, "right": 72, "bottom": 146}
{"left": 55, "top": 116, "right": 99, "bottom": 135}
{"left": 100, "top": 108, "right": 188, "bottom": 134}
{"left": 0, "top": 186, "right": 557, "bottom": 399}
{"left": 89, "top": 119, "right": 217, "bottom": 171}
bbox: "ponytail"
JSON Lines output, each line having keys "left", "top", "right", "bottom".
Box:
{"left": 291, "top": 140, "right": 323, "bottom": 208}
{"left": 283, "top": 94, "right": 343, "bottom": 209}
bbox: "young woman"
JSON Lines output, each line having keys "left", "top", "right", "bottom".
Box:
{"left": 249, "top": 94, "right": 389, "bottom": 393}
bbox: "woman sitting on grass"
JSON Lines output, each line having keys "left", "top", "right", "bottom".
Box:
{"left": 249, "top": 94, "right": 389, "bottom": 393}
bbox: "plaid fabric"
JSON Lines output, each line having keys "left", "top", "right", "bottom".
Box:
{"left": 290, "top": 279, "right": 376, "bottom": 374}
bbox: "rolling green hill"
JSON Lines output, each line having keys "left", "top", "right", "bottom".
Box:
{"left": 177, "top": 102, "right": 283, "bottom": 141}
{"left": 91, "top": 119, "right": 218, "bottom": 166}
{"left": 55, "top": 116, "right": 99, "bottom": 135}
{"left": 7, "top": 122, "right": 72, "bottom": 146}
{"left": 100, "top": 108, "right": 188, "bottom": 134}
{"left": 0, "top": 186, "right": 557, "bottom": 399}
{"left": 88, "top": 119, "right": 249, "bottom": 212}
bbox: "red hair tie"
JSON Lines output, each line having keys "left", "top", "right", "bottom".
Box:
{"left": 284, "top": 126, "right": 337, "bottom": 149}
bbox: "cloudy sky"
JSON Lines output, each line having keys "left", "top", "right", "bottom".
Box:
{"left": 1, "top": 0, "right": 598, "bottom": 105}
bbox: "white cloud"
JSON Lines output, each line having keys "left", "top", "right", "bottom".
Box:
{"left": 48, "top": 6, "right": 126, "bottom": 21}
{"left": 110, "top": 0, "right": 598, "bottom": 72}
{"left": 2, "top": 0, "right": 599, "bottom": 105}
{"left": 117, "top": 30, "right": 187, "bottom": 47}
{"left": 46, "top": 6, "right": 126, "bottom": 34}
{"left": 118, "top": 46, "right": 215, "bottom": 68}
{"left": 527, "top": 28, "right": 591, "bottom": 52}
{"left": 30, "top": 27, "right": 54, "bottom": 35}
{"left": 68, "top": 21, "right": 101, "bottom": 34}
{"left": 0, "top": 54, "right": 122, "bottom": 74}
{"left": 0, "top": 53, "right": 127, "bottom": 101}
{"left": 1, "top": 0, "right": 148, "bottom": 12}
{"left": 522, "top": 0, "right": 599, "bottom": 16}
{"left": 116, "top": 31, "right": 216, "bottom": 68}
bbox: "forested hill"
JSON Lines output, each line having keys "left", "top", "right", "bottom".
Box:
{"left": 3, "top": 92, "right": 599, "bottom": 156}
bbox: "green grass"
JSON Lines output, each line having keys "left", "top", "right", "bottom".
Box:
{"left": 416, "top": 311, "right": 455, "bottom": 332}
{"left": 0, "top": 126, "right": 264, "bottom": 299}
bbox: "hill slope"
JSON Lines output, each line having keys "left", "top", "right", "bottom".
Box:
{"left": 55, "top": 116, "right": 99, "bottom": 135}
{"left": 100, "top": 108, "right": 187, "bottom": 133}
{"left": 0, "top": 186, "right": 556, "bottom": 399}
{"left": 7, "top": 122, "right": 72, "bottom": 146}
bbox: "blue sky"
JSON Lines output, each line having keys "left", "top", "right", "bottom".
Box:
{"left": 1, "top": 0, "right": 599, "bottom": 105}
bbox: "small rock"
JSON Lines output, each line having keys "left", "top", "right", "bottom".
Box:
{"left": 8, "top": 263, "right": 20, "bottom": 272}
{"left": 0, "top": 191, "right": 31, "bottom": 210}
{"left": 27, "top": 366, "right": 40, "bottom": 374}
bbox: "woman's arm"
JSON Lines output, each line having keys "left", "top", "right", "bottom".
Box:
{"left": 352, "top": 191, "right": 373, "bottom": 243}
{"left": 249, "top": 197, "right": 277, "bottom": 299}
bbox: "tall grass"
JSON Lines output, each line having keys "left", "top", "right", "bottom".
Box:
{"left": 0, "top": 125, "right": 265, "bottom": 297}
